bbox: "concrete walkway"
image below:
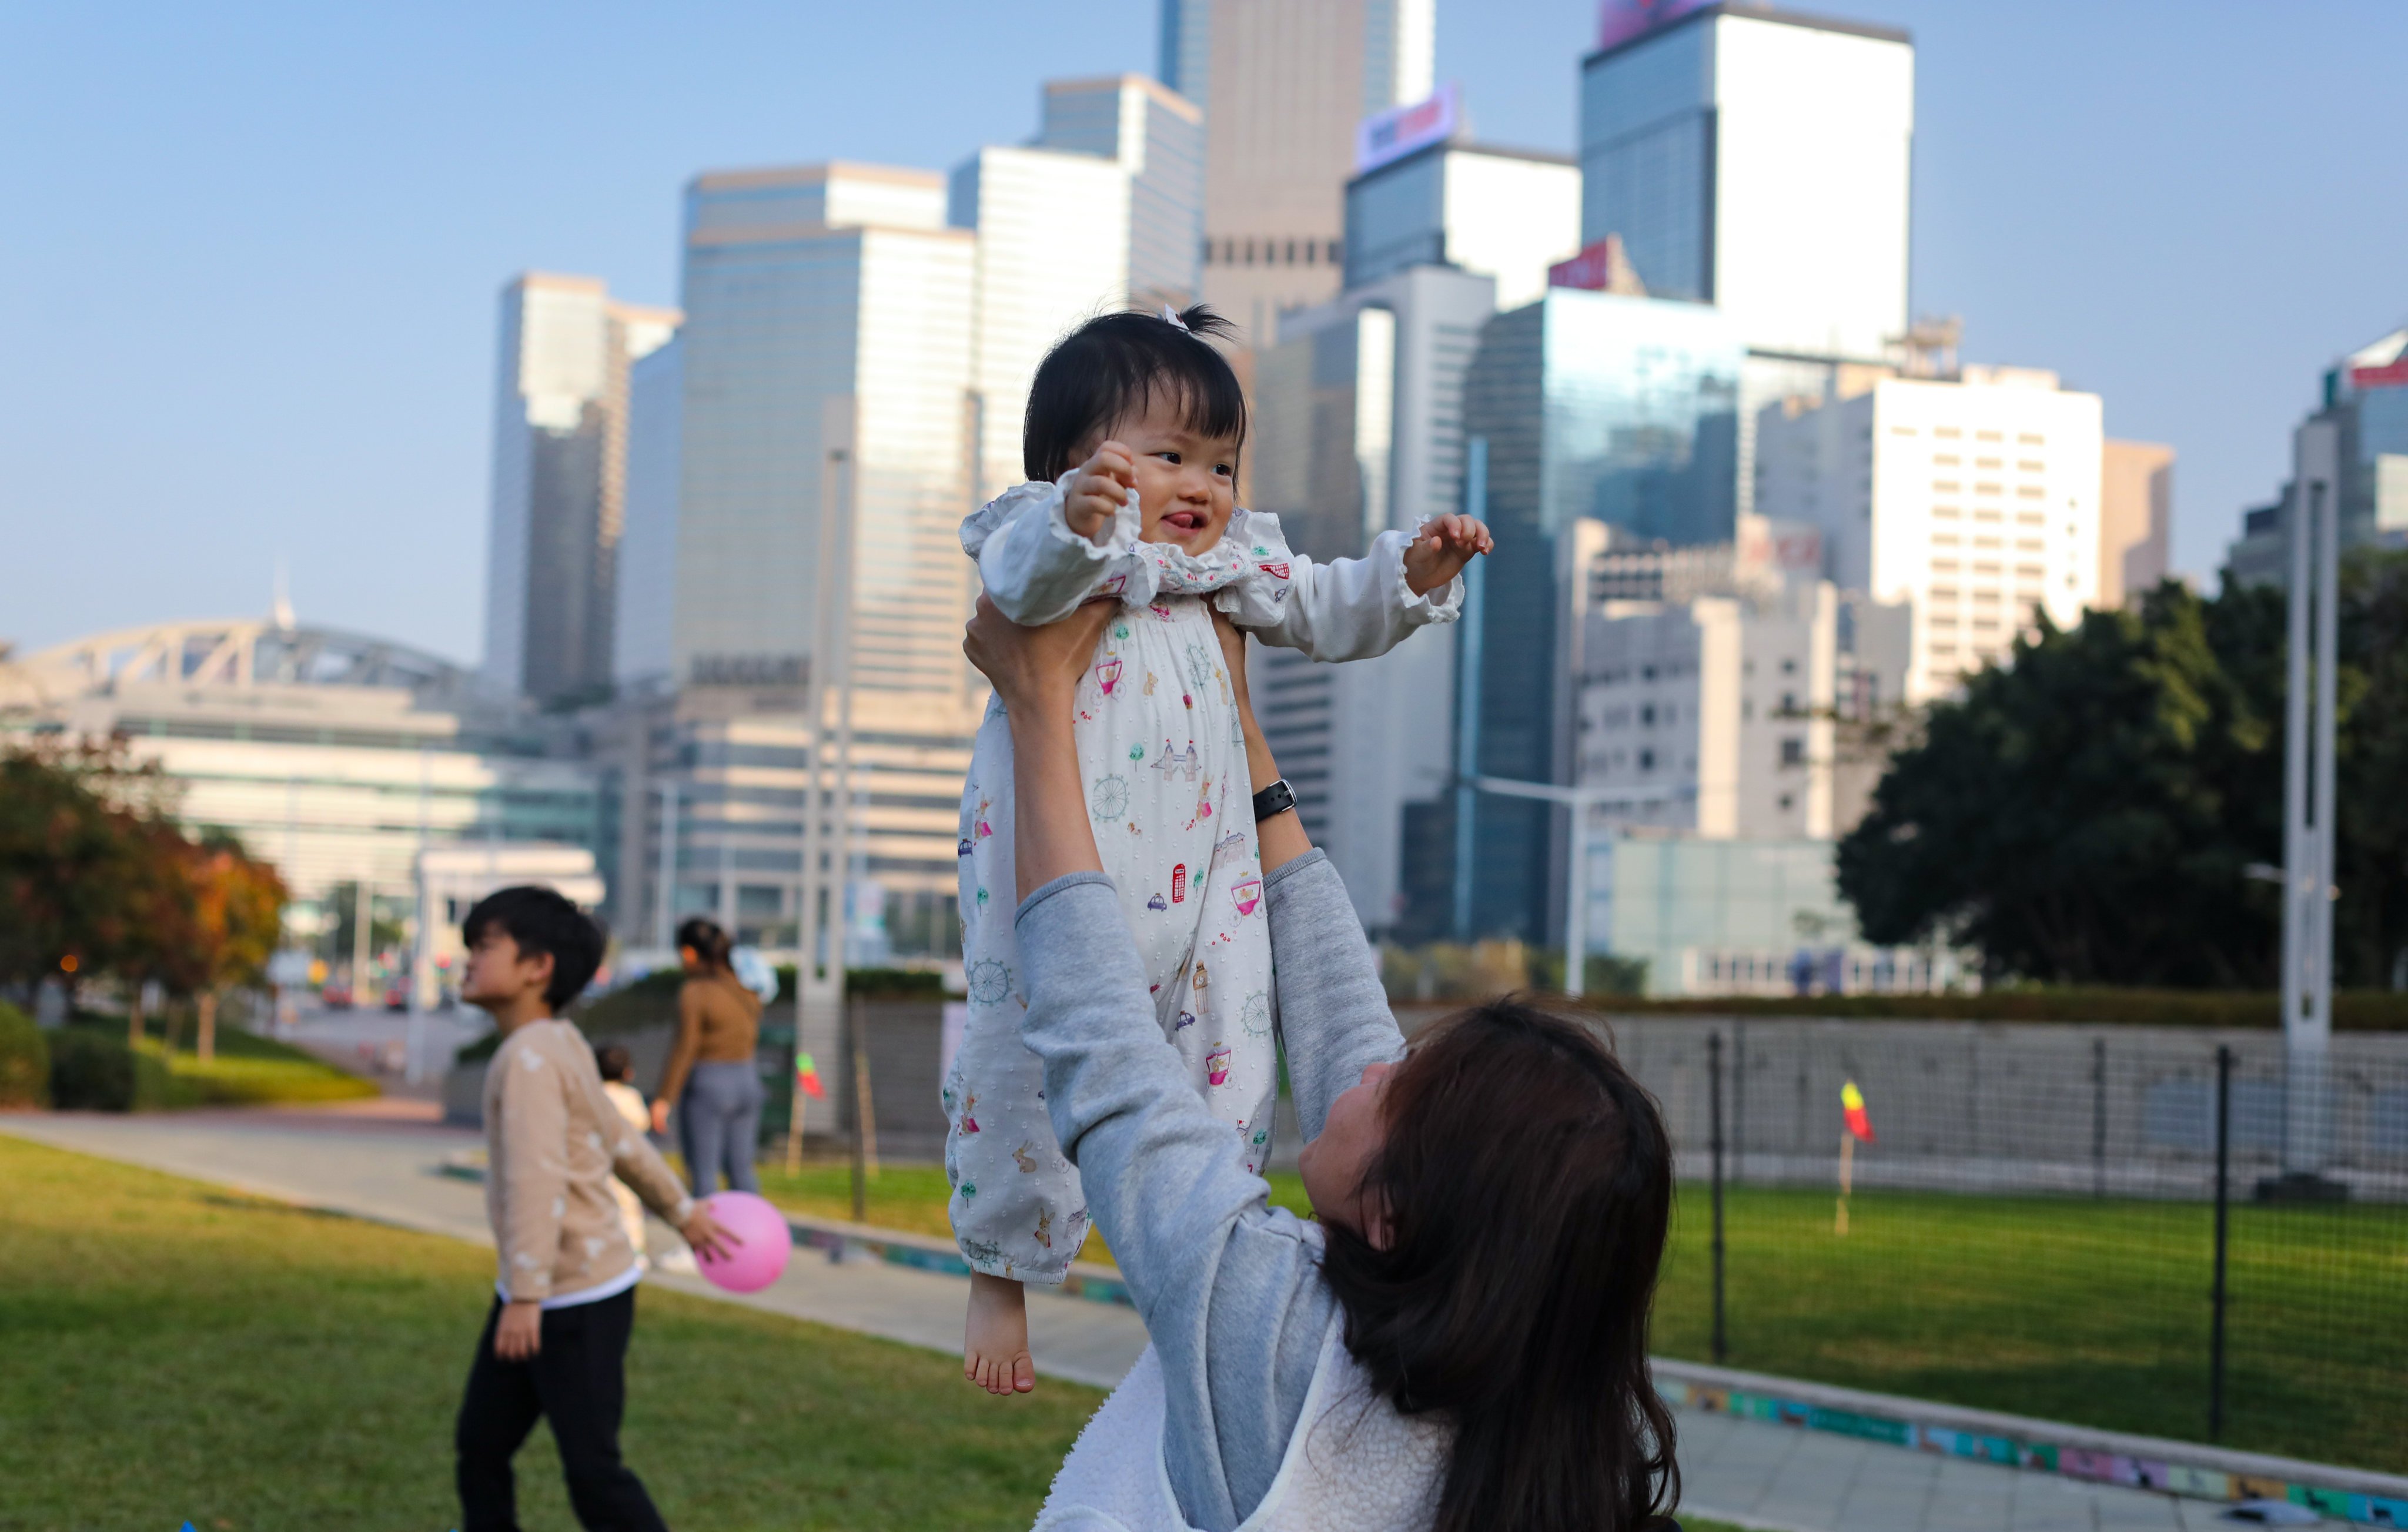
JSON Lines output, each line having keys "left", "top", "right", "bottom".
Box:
{"left": 0, "top": 1106, "right": 2283, "bottom": 1532}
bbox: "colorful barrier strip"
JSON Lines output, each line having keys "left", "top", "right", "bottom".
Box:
{"left": 1657, "top": 1380, "right": 2408, "bottom": 1527}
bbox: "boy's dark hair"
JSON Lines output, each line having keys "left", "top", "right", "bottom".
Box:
{"left": 1022, "top": 305, "right": 1248, "bottom": 483}
{"left": 594, "top": 1043, "right": 634, "bottom": 1083}
{"left": 461, "top": 885, "right": 606, "bottom": 1011}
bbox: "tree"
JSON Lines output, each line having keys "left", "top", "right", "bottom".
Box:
{"left": 0, "top": 742, "right": 182, "bottom": 998}
{"left": 1839, "top": 557, "right": 2408, "bottom": 988}
{"left": 183, "top": 835, "right": 287, "bottom": 1062}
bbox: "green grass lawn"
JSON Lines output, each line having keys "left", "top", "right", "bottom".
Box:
{"left": 1651, "top": 1182, "right": 2408, "bottom": 1473}
{"left": 747, "top": 1156, "right": 2406, "bottom": 1474}
{"left": 0, "top": 1134, "right": 1101, "bottom": 1532}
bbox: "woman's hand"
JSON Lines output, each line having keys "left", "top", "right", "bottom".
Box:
{"left": 963, "top": 594, "right": 1113, "bottom": 715}
{"left": 965, "top": 597, "right": 1114, "bottom": 902}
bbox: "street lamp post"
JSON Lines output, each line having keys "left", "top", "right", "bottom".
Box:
{"left": 2274, "top": 427, "right": 2343, "bottom": 1200}
{"left": 1466, "top": 775, "right": 1692, "bottom": 999}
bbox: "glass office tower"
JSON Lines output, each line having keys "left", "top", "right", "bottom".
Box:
{"left": 1580, "top": 5, "right": 1912, "bottom": 514}
{"left": 669, "top": 162, "right": 981, "bottom": 964}
{"left": 1446, "top": 287, "right": 1743, "bottom": 942}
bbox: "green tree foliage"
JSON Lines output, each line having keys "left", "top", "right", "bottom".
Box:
{"left": 1839, "top": 556, "right": 2408, "bottom": 987}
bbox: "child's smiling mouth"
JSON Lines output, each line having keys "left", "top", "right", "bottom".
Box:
{"left": 1155, "top": 507, "right": 1210, "bottom": 541}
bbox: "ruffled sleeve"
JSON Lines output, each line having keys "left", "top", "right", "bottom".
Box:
{"left": 960, "top": 469, "right": 1142, "bottom": 625}
{"left": 1218, "top": 513, "right": 1462, "bottom": 662}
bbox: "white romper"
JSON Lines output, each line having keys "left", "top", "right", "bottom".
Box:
{"left": 945, "top": 470, "right": 1460, "bottom": 1282}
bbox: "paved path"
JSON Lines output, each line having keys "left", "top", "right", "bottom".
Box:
{"left": 0, "top": 1107, "right": 2269, "bottom": 1532}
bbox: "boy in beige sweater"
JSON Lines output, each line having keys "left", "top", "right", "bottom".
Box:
{"left": 454, "top": 886, "right": 735, "bottom": 1532}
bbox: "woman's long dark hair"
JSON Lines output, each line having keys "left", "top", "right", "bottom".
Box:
{"left": 1319, "top": 998, "right": 1680, "bottom": 1532}
{"left": 674, "top": 916, "right": 732, "bottom": 974}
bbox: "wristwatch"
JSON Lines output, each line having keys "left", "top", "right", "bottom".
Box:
{"left": 1251, "top": 778, "right": 1297, "bottom": 822}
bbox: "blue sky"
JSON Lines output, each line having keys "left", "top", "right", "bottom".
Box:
{"left": 4, "top": 1, "right": 2403, "bottom": 664}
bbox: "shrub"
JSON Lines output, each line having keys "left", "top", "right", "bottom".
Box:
{"left": 0, "top": 1002, "right": 48, "bottom": 1107}
{"left": 49, "top": 1029, "right": 171, "bottom": 1112}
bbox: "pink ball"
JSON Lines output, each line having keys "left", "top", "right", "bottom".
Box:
{"left": 693, "top": 1191, "right": 794, "bottom": 1294}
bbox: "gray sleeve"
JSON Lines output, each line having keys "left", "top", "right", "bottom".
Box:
{"left": 1265, "top": 849, "right": 1409, "bottom": 1138}
{"left": 1014, "top": 872, "right": 1338, "bottom": 1532}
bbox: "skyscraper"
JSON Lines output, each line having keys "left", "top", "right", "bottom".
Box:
{"left": 611, "top": 335, "right": 682, "bottom": 687}
{"left": 2098, "top": 439, "right": 2173, "bottom": 608}
{"left": 1038, "top": 74, "right": 1206, "bottom": 307}
{"left": 1754, "top": 366, "right": 2104, "bottom": 701}
{"left": 1249, "top": 265, "right": 1496, "bottom": 932}
{"left": 673, "top": 162, "right": 975, "bottom": 700}
{"left": 1163, "top": 0, "right": 1436, "bottom": 343}
{"left": 482, "top": 274, "right": 677, "bottom": 704}
{"left": 951, "top": 145, "right": 1133, "bottom": 510}
{"left": 1580, "top": 2, "right": 1914, "bottom": 514}
{"left": 657, "top": 161, "right": 983, "bottom": 971}
{"left": 2225, "top": 325, "right": 2408, "bottom": 589}
{"left": 1344, "top": 138, "right": 1581, "bottom": 312}
{"left": 1449, "top": 286, "right": 1745, "bottom": 942}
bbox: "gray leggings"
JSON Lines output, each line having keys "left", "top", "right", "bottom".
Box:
{"left": 677, "top": 1060, "right": 764, "bottom": 1196}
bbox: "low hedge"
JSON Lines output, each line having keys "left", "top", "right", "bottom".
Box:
{"left": 0, "top": 1002, "right": 48, "bottom": 1107}
{"left": 48, "top": 1029, "right": 173, "bottom": 1112}
{"left": 1568, "top": 988, "right": 2408, "bottom": 1031}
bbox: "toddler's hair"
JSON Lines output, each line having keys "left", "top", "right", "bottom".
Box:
{"left": 1022, "top": 305, "right": 1248, "bottom": 483}
{"left": 460, "top": 885, "right": 607, "bottom": 1010}
{"left": 594, "top": 1043, "right": 634, "bottom": 1084}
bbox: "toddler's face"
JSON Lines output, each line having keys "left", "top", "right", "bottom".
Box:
{"left": 1095, "top": 394, "right": 1239, "bottom": 555}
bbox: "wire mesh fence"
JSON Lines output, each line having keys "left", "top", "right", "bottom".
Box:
{"left": 1598, "top": 1017, "right": 2408, "bottom": 1474}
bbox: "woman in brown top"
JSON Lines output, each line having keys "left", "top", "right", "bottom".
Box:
{"left": 651, "top": 916, "right": 766, "bottom": 1195}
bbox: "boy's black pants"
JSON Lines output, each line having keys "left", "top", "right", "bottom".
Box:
{"left": 456, "top": 1287, "right": 668, "bottom": 1532}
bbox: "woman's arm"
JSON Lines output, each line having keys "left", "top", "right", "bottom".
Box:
{"left": 650, "top": 985, "right": 705, "bottom": 1132}
{"left": 1213, "top": 617, "right": 1406, "bottom": 1142}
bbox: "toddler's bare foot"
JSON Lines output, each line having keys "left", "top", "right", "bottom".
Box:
{"left": 964, "top": 1271, "right": 1035, "bottom": 1396}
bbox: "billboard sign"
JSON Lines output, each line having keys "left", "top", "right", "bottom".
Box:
{"left": 1597, "top": 0, "right": 1712, "bottom": 53}
{"left": 1356, "top": 82, "right": 1461, "bottom": 176}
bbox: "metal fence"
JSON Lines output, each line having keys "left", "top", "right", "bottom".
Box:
{"left": 1592, "top": 1016, "right": 2408, "bottom": 1474}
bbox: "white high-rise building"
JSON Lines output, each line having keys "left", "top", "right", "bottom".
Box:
{"left": 1037, "top": 74, "right": 1206, "bottom": 307}
{"left": 1579, "top": 5, "right": 1911, "bottom": 359}
{"left": 1163, "top": 0, "right": 1436, "bottom": 343}
{"left": 1580, "top": 4, "right": 1914, "bottom": 517}
{"left": 1755, "top": 367, "right": 2104, "bottom": 701}
{"left": 951, "top": 146, "right": 1134, "bottom": 510}
{"left": 483, "top": 273, "right": 677, "bottom": 704}
{"left": 1344, "top": 139, "right": 1581, "bottom": 312}
{"left": 1566, "top": 519, "right": 1908, "bottom": 843}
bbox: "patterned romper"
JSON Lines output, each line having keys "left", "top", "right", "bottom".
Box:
{"left": 945, "top": 470, "right": 1460, "bottom": 1283}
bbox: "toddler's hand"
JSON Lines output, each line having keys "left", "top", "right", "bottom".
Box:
{"left": 1065, "top": 442, "right": 1136, "bottom": 544}
{"left": 1403, "top": 514, "right": 1493, "bottom": 596}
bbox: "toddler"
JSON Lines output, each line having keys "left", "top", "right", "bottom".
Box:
{"left": 947, "top": 305, "right": 1491, "bottom": 1394}
{"left": 594, "top": 1044, "right": 652, "bottom": 1268}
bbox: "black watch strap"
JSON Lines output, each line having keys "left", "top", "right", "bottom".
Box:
{"left": 1252, "top": 778, "right": 1296, "bottom": 822}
